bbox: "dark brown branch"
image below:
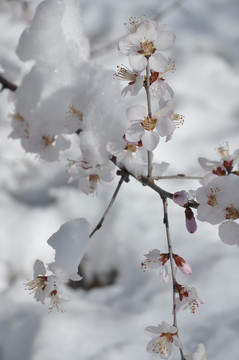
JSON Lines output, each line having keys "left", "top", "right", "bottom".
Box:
{"left": 121, "top": 166, "right": 199, "bottom": 209}
{"left": 89, "top": 170, "right": 129, "bottom": 238}
{"left": 0, "top": 75, "right": 18, "bottom": 92}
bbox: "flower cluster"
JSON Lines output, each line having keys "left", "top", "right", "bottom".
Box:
{"left": 197, "top": 144, "right": 239, "bottom": 246}
{"left": 142, "top": 248, "right": 203, "bottom": 357}
{"left": 141, "top": 249, "right": 192, "bottom": 283}
{"left": 115, "top": 17, "right": 181, "bottom": 157}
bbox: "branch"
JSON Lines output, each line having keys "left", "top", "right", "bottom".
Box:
{"left": 0, "top": 75, "right": 17, "bottom": 92}
{"left": 89, "top": 170, "right": 129, "bottom": 238}
{"left": 121, "top": 166, "right": 199, "bottom": 209}
{"left": 161, "top": 196, "right": 186, "bottom": 360}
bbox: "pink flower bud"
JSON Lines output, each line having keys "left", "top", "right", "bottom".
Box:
{"left": 173, "top": 254, "right": 192, "bottom": 275}
{"left": 173, "top": 191, "right": 188, "bottom": 207}
{"left": 185, "top": 207, "right": 197, "bottom": 234}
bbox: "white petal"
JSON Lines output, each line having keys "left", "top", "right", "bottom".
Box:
{"left": 126, "top": 104, "right": 147, "bottom": 122}
{"left": 125, "top": 123, "right": 144, "bottom": 142}
{"left": 149, "top": 53, "right": 168, "bottom": 72}
{"left": 155, "top": 30, "right": 176, "bottom": 50}
{"left": 141, "top": 131, "right": 159, "bottom": 151}
{"left": 219, "top": 221, "right": 239, "bottom": 246}
{"left": 145, "top": 326, "right": 162, "bottom": 337}
{"left": 129, "top": 53, "right": 147, "bottom": 72}
{"left": 157, "top": 117, "right": 175, "bottom": 137}
{"left": 33, "top": 259, "right": 46, "bottom": 278}
{"left": 136, "top": 20, "right": 158, "bottom": 41}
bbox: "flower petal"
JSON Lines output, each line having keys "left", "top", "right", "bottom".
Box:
{"left": 219, "top": 220, "right": 239, "bottom": 246}
{"left": 149, "top": 53, "right": 168, "bottom": 72}
{"left": 129, "top": 53, "right": 147, "bottom": 72}
{"left": 125, "top": 123, "right": 144, "bottom": 142}
{"left": 141, "top": 131, "right": 159, "bottom": 151}
{"left": 155, "top": 30, "right": 176, "bottom": 50}
{"left": 126, "top": 104, "right": 147, "bottom": 122}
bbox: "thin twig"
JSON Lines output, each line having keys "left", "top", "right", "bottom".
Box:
{"left": 161, "top": 196, "right": 186, "bottom": 360}
{"left": 110, "top": 161, "right": 199, "bottom": 209}
{"left": 145, "top": 59, "right": 152, "bottom": 178}
{"left": 89, "top": 171, "right": 128, "bottom": 238}
{"left": 0, "top": 75, "right": 17, "bottom": 92}
{"left": 154, "top": 174, "right": 203, "bottom": 180}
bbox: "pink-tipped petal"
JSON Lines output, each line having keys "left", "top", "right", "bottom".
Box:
{"left": 185, "top": 207, "right": 197, "bottom": 234}
{"left": 173, "top": 191, "right": 188, "bottom": 207}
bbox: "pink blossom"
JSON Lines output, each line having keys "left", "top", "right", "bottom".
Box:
{"left": 173, "top": 191, "right": 189, "bottom": 207}
{"left": 173, "top": 254, "right": 192, "bottom": 275}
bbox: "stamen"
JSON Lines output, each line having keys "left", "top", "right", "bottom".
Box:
{"left": 217, "top": 141, "right": 229, "bottom": 159}
{"left": 171, "top": 114, "right": 184, "bottom": 127}
{"left": 124, "top": 15, "right": 145, "bottom": 33}
{"left": 114, "top": 65, "right": 138, "bottom": 84}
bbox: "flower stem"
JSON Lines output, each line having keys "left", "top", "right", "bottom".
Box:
{"left": 161, "top": 196, "right": 186, "bottom": 360}
{"left": 154, "top": 174, "right": 203, "bottom": 180}
{"left": 89, "top": 171, "right": 128, "bottom": 238}
{"left": 145, "top": 59, "right": 152, "bottom": 178}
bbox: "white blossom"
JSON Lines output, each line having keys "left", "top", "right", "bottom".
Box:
{"left": 141, "top": 249, "right": 170, "bottom": 283}
{"left": 198, "top": 143, "right": 239, "bottom": 185}
{"left": 119, "top": 20, "right": 175, "bottom": 72}
{"left": 145, "top": 321, "right": 182, "bottom": 359}
{"left": 125, "top": 101, "right": 176, "bottom": 151}
{"left": 196, "top": 174, "right": 239, "bottom": 245}
{"left": 114, "top": 65, "right": 144, "bottom": 97}
{"left": 175, "top": 284, "right": 203, "bottom": 313}
{"left": 185, "top": 344, "right": 207, "bottom": 360}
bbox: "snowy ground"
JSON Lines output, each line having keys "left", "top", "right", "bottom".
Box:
{"left": 0, "top": 0, "right": 239, "bottom": 359}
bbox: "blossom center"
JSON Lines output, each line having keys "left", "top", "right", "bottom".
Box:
{"left": 138, "top": 41, "right": 156, "bottom": 56}
{"left": 207, "top": 188, "right": 220, "bottom": 206}
{"left": 141, "top": 116, "right": 156, "bottom": 131}
{"left": 225, "top": 205, "right": 239, "bottom": 220}
{"left": 41, "top": 135, "right": 55, "bottom": 147}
